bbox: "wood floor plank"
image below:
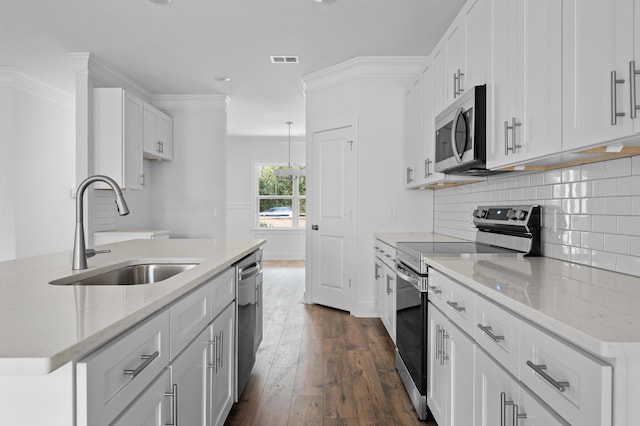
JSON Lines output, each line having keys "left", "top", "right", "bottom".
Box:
{"left": 225, "top": 261, "right": 437, "bottom": 426}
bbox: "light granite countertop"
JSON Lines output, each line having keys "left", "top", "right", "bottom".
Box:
{"left": 0, "top": 238, "right": 265, "bottom": 375}
{"left": 426, "top": 256, "right": 640, "bottom": 358}
{"left": 374, "top": 232, "right": 469, "bottom": 246}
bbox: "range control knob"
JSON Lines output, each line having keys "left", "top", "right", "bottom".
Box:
{"left": 506, "top": 209, "right": 516, "bottom": 220}
{"left": 475, "top": 209, "right": 488, "bottom": 219}
{"left": 518, "top": 210, "right": 528, "bottom": 221}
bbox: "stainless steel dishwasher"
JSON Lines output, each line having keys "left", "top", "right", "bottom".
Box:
{"left": 235, "top": 248, "right": 263, "bottom": 398}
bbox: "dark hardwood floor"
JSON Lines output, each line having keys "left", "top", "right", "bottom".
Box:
{"left": 225, "top": 260, "right": 437, "bottom": 426}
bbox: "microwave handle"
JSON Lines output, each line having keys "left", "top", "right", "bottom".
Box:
{"left": 450, "top": 107, "right": 465, "bottom": 163}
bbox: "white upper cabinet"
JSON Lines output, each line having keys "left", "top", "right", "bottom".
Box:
{"left": 563, "top": 0, "right": 635, "bottom": 151}
{"left": 143, "top": 102, "right": 173, "bottom": 161}
{"left": 486, "top": 0, "right": 562, "bottom": 169}
{"left": 94, "top": 88, "right": 144, "bottom": 190}
{"left": 436, "top": 0, "right": 488, "bottom": 115}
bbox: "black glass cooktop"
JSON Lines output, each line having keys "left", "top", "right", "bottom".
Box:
{"left": 396, "top": 241, "right": 520, "bottom": 257}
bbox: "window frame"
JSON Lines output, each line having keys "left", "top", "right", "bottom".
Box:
{"left": 255, "top": 163, "right": 306, "bottom": 229}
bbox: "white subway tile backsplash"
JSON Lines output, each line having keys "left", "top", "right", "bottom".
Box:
{"left": 604, "top": 196, "right": 633, "bottom": 215}
{"left": 604, "top": 157, "right": 632, "bottom": 178}
{"left": 592, "top": 178, "right": 618, "bottom": 197}
{"left": 544, "top": 169, "right": 562, "bottom": 184}
{"left": 562, "top": 167, "right": 581, "bottom": 183}
{"left": 604, "top": 234, "right": 631, "bottom": 254}
{"left": 434, "top": 155, "right": 640, "bottom": 277}
{"left": 581, "top": 232, "right": 604, "bottom": 251}
{"left": 581, "top": 162, "right": 605, "bottom": 181}
{"left": 571, "top": 215, "right": 591, "bottom": 231}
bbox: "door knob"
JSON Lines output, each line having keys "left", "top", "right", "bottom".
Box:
{"left": 311, "top": 224, "right": 319, "bottom": 231}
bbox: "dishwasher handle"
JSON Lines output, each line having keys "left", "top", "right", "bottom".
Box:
{"left": 238, "top": 262, "right": 262, "bottom": 280}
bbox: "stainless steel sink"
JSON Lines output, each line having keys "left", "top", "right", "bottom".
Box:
{"left": 50, "top": 263, "right": 199, "bottom": 286}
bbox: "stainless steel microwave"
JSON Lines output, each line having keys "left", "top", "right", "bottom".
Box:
{"left": 434, "top": 85, "right": 487, "bottom": 175}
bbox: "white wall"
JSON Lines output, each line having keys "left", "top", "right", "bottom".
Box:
{"left": 304, "top": 58, "right": 433, "bottom": 316}
{"left": 226, "top": 135, "right": 305, "bottom": 260}
{"left": 143, "top": 96, "right": 228, "bottom": 239}
{"left": 434, "top": 156, "right": 640, "bottom": 277}
{"left": 0, "top": 69, "right": 75, "bottom": 260}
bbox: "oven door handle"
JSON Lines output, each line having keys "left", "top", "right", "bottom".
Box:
{"left": 395, "top": 263, "right": 421, "bottom": 291}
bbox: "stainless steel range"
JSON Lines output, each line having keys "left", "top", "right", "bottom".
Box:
{"left": 394, "top": 205, "right": 541, "bottom": 421}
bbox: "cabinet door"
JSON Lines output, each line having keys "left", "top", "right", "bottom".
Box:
{"left": 157, "top": 110, "right": 173, "bottom": 160}
{"left": 382, "top": 263, "right": 396, "bottom": 342}
{"left": 374, "top": 257, "right": 383, "bottom": 317}
{"left": 254, "top": 271, "right": 263, "bottom": 353}
{"left": 427, "top": 304, "right": 448, "bottom": 426}
{"left": 143, "top": 103, "right": 159, "bottom": 157}
{"left": 487, "top": 0, "right": 562, "bottom": 169}
{"left": 464, "top": 0, "right": 487, "bottom": 89}
{"left": 474, "top": 347, "right": 521, "bottom": 426}
{"left": 210, "top": 303, "right": 235, "bottom": 426}
{"left": 446, "top": 21, "right": 465, "bottom": 105}
{"left": 170, "top": 326, "right": 209, "bottom": 426}
{"left": 404, "top": 84, "right": 416, "bottom": 187}
{"left": 563, "top": 0, "right": 634, "bottom": 150}
{"left": 421, "top": 60, "right": 440, "bottom": 183}
{"left": 112, "top": 369, "right": 172, "bottom": 426}
{"left": 517, "top": 387, "right": 570, "bottom": 426}
{"left": 447, "top": 319, "right": 474, "bottom": 426}
{"left": 433, "top": 43, "right": 447, "bottom": 115}
{"left": 123, "top": 91, "right": 144, "bottom": 190}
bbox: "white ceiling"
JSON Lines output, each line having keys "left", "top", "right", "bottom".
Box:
{"left": 1, "top": 0, "right": 465, "bottom": 136}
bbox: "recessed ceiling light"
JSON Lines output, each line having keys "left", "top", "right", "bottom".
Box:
{"left": 149, "top": 0, "right": 172, "bottom": 4}
{"left": 215, "top": 76, "right": 231, "bottom": 82}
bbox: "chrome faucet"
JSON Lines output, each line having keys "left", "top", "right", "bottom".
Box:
{"left": 72, "top": 175, "right": 130, "bottom": 270}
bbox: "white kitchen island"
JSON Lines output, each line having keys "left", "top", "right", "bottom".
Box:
{"left": 0, "top": 238, "right": 265, "bottom": 425}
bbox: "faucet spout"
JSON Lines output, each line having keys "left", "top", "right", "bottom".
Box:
{"left": 72, "top": 175, "right": 130, "bottom": 270}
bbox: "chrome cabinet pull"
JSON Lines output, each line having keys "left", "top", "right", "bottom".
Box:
{"left": 123, "top": 351, "right": 159, "bottom": 378}
{"left": 611, "top": 70, "right": 626, "bottom": 125}
{"left": 435, "top": 324, "right": 441, "bottom": 360}
{"left": 514, "top": 404, "right": 527, "bottom": 426}
{"left": 374, "top": 264, "right": 381, "bottom": 280}
{"left": 406, "top": 167, "right": 414, "bottom": 183}
{"left": 427, "top": 284, "right": 442, "bottom": 294}
{"left": 386, "top": 275, "right": 393, "bottom": 295}
{"left": 526, "top": 360, "right": 570, "bottom": 393}
{"left": 504, "top": 117, "right": 522, "bottom": 155}
{"left": 164, "top": 383, "right": 178, "bottom": 426}
{"left": 453, "top": 73, "right": 458, "bottom": 98}
{"left": 457, "top": 69, "right": 464, "bottom": 96}
{"left": 441, "top": 329, "right": 449, "bottom": 365}
{"left": 217, "top": 331, "right": 224, "bottom": 369}
{"left": 630, "top": 61, "right": 640, "bottom": 118}
{"left": 208, "top": 335, "right": 218, "bottom": 373}
{"left": 446, "top": 300, "right": 465, "bottom": 312}
{"left": 500, "top": 392, "right": 514, "bottom": 426}
{"left": 477, "top": 324, "right": 505, "bottom": 342}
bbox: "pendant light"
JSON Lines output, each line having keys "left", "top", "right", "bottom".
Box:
{"left": 274, "top": 121, "right": 305, "bottom": 178}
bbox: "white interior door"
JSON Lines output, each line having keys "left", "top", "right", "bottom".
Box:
{"left": 309, "top": 126, "right": 357, "bottom": 312}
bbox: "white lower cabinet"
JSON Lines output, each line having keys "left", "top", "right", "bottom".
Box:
{"left": 112, "top": 369, "right": 172, "bottom": 426}
{"left": 209, "top": 302, "right": 235, "bottom": 426}
{"left": 475, "top": 347, "right": 567, "bottom": 426}
{"left": 375, "top": 240, "right": 396, "bottom": 342}
{"left": 427, "top": 302, "right": 474, "bottom": 426}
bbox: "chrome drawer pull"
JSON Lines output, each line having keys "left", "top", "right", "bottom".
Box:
{"left": 526, "top": 361, "right": 570, "bottom": 393}
{"left": 611, "top": 70, "right": 626, "bottom": 125}
{"left": 446, "top": 300, "right": 465, "bottom": 312}
{"left": 427, "top": 285, "right": 441, "bottom": 294}
{"left": 477, "top": 324, "right": 505, "bottom": 342}
{"left": 123, "top": 351, "right": 159, "bottom": 378}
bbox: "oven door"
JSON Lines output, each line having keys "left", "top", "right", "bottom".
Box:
{"left": 395, "top": 261, "right": 428, "bottom": 395}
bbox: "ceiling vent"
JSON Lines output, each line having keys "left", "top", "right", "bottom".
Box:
{"left": 270, "top": 56, "right": 300, "bottom": 64}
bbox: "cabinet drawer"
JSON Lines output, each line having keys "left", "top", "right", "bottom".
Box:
{"left": 475, "top": 295, "right": 520, "bottom": 376}
{"left": 429, "top": 269, "right": 475, "bottom": 336}
{"left": 111, "top": 368, "right": 171, "bottom": 426}
{"left": 427, "top": 268, "right": 448, "bottom": 310}
{"left": 211, "top": 267, "right": 236, "bottom": 320}
{"left": 519, "top": 321, "right": 612, "bottom": 426}
{"left": 374, "top": 239, "right": 396, "bottom": 268}
{"left": 76, "top": 310, "right": 170, "bottom": 426}
{"left": 170, "top": 281, "right": 213, "bottom": 360}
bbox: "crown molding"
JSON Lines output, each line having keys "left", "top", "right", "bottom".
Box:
{"left": 152, "top": 94, "right": 230, "bottom": 111}
{"left": 0, "top": 67, "right": 74, "bottom": 108}
{"left": 67, "top": 52, "right": 153, "bottom": 101}
{"left": 302, "top": 56, "right": 428, "bottom": 93}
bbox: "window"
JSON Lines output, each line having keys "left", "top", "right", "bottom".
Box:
{"left": 257, "top": 165, "right": 306, "bottom": 228}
